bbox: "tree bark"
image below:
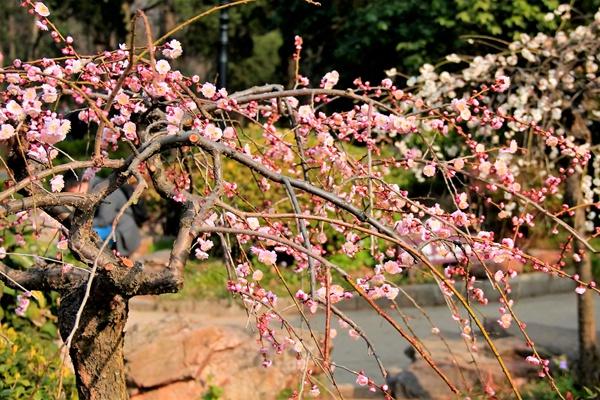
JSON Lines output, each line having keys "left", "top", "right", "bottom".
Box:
{"left": 58, "top": 284, "right": 130, "bottom": 400}
{"left": 566, "top": 172, "right": 600, "bottom": 387}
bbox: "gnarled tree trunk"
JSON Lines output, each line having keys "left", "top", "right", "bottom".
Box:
{"left": 58, "top": 284, "right": 130, "bottom": 400}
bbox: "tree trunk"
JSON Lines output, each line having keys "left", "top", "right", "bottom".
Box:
{"left": 58, "top": 285, "right": 130, "bottom": 400}
{"left": 566, "top": 172, "right": 600, "bottom": 387}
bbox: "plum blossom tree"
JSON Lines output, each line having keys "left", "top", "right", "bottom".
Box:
{"left": 0, "top": 1, "right": 598, "bottom": 399}
{"left": 394, "top": 8, "right": 600, "bottom": 385}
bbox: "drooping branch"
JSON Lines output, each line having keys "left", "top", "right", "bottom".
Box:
{"left": 193, "top": 225, "right": 460, "bottom": 394}
{"left": 0, "top": 159, "right": 124, "bottom": 202}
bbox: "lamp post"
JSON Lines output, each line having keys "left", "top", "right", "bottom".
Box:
{"left": 218, "top": 0, "right": 229, "bottom": 88}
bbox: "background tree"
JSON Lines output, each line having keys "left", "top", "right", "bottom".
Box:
{"left": 5, "top": 1, "right": 600, "bottom": 90}
{"left": 400, "top": 8, "right": 600, "bottom": 385}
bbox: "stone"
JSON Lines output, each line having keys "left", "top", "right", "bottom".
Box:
{"left": 125, "top": 315, "right": 318, "bottom": 400}
{"left": 388, "top": 335, "right": 540, "bottom": 399}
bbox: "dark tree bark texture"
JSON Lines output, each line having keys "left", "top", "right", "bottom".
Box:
{"left": 58, "top": 284, "right": 129, "bottom": 400}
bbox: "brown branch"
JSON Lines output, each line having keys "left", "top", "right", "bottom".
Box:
{"left": 0, "top": 193, "right": 92, "bottom": 216}
{"left": 0, "top": 159, "right": 124, "bottom": 202}
{"left": 207, "top": 87, "right": 396, "bottom": 115}
{"left": 0, "top": 261, "right": 87, "bottom": 292}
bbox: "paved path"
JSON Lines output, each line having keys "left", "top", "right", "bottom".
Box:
{"left": 128, "top": 292, "right": 600, "bottom": 386}
{"left": 305, "top": 292, "right": 600, "bottom": 384}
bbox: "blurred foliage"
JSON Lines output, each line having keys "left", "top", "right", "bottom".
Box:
{"left": 202, "top": 384, "right": 224, "bottom": 400}
{"left": 276, "top": 388, "right": 295, "bottom": 400}
{"left": 3, "top": 1, "right": 600, "bottom": 90}
{"left": 0, "top": 286, "right": 78, "bottom": 399}
{"left": 0, "top": 219, "right": 78, "bottom": 399}
{"left": 522, "top": 370, "right": 600, "bottom": 399}
{"left": 273, "top": 0, "right": 600, "bottom": 86}
{"left": 440, "top": 0, "right": 560, "bottom": 35}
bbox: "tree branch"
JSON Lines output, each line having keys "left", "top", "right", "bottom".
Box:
{"left": 0, "top": 261, "right": 87, "bottom": 292}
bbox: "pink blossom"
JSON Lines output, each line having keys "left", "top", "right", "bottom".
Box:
{"left": 452, "top": 98, "right": 471, "bottom": 120}
{"left": 490, "top": 116, "right": 504, "bottom": 129}
{"left": 497, "top": 313, "right": 512, "bottom": 329}
{"left": 341, "top": 241, "right": 359, "bottom": 257}
{"left": 15, "top": 292, "right": 31, "bottom": 317}
{"left": 28, "top": 144, "right": 57, "bottom": 163}
{"left": 123, "top": 122, "right": 137, "bottom": 141}
{"left": 316, "top": 285, "right": 345, "bottom": 303}
{"left": 41, "top": 84, "right": 58, "bottom": 103}
{"left": 501, "top": 238, "right": 514, "bottom": 249}
{"left": 247, "top": 217, "right": 260, "bottom": 230}
{"left": 506, "top": 139, "right": 518, "bottom": 154}
{"left": 381, "top": 284, "right": 399, "bottom": 300}
{"left": 399, "top": 251, "right": 414, "bottom": 266}
{"left": 526, "top": 356, "right": 541, "bottom": 366}
{"left": 252, "top": 269, "right": 264, "bottom": 281}
{"left": 575, "top": 285, "right": 587, "bottom": 295}
{"left": 34, "top": 2, "right": 50, "bottom": 17}
{"left": 492, "top": 75, "right": 511, "bottom": 92}
{"left": 6, "top": 100, "right": 24, "bottom": 120}
{"left": 201, "top": 83, "right": 217, "bottom": 98}
{"left": 0, "top": 124, "right": 16, "bottom": 140}
{"left": 252, "top": 247, "right": 277, "bottom": 266}
{"left": 155, "top": 60, "right": 171, "bottom": 75}
{"left": 223, "top": 126, "right": 236, "bottom": 139}
{"left": 295, "top": 289, "right": 309, "bottom": 302}
{"left": 115, "top": 92, "right": 130, "bottom": 106}
{"left": 457, "top": 192, "right": 469, "bottom": 209}
{"left": 50, "top": 175, "right": 64, "bottom": 192}
{"left": 423, "top": 164, "right": 436, "bottom": 177}
{"left": 57, "top": 239, "right": 68, "bottom": 250}
{"left": 349, "top": 329, "right": 361, "bottom": 340}
{"left": 39, "top": 117, "right": 71, "bottom": 144}
{"left": 309, "top": 385, "right": 320, "bottom": 397}
{"left": 546, "top": 136, "right": 559, "bottom": 147}
{"left": 197, "top": 238, "right": 214, "bottom": 252}
{"left": 204, "top": 123, "right": 223, "bottom": 141}
{"left": 321, "top": 70, "right": 339, "bottom": 89}
{"left": 494, "top": 270, "right": 504, "bottom": 282}
{"left": 297, "top": 105, "right": 313, "bottom": 120}
{"left": 195, "top": 248, "right": 209, "bottom": 260}
{"left": 0, "top": 247, "right": 6, "bottom": 259}
{"left": 453, "top": 158, "right": 465, "bottom": 170}
{"left": 383, "top": 260, "right": 402, "bottom": 274}
{"left": 356, "top": 372, "right": 369, "bottom": 386}
{"left": 163, "top": 39, "right": 183, "bottom": 59}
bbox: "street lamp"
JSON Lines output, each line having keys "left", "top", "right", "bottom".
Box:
{"left": 218, "top": 0, "right": 229, "bottom": 88}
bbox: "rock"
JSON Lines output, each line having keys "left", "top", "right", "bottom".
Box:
{"left": 388, "top": 335, "right": 540, "bottom": 399}
{"left": 125, "top": 315, "right": 317, "bottom": 400}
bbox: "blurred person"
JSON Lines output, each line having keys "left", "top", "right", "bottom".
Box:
{"left": 63, "top": 170, "right": 141, "bottom": 257}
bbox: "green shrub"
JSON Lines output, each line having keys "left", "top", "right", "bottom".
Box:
{"left": 0, "top": 323, "right": 77, "bottom": 399}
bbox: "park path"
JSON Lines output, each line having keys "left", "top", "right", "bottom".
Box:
{"left": 128, "top": 292, "right": 600, "bottom": 386}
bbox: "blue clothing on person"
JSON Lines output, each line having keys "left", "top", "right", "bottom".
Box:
{"left": 93, "top": 225, "right": 113, "bottom": 243}
{"left": 89, "top": 178, "right": 140, "bottom": 256}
